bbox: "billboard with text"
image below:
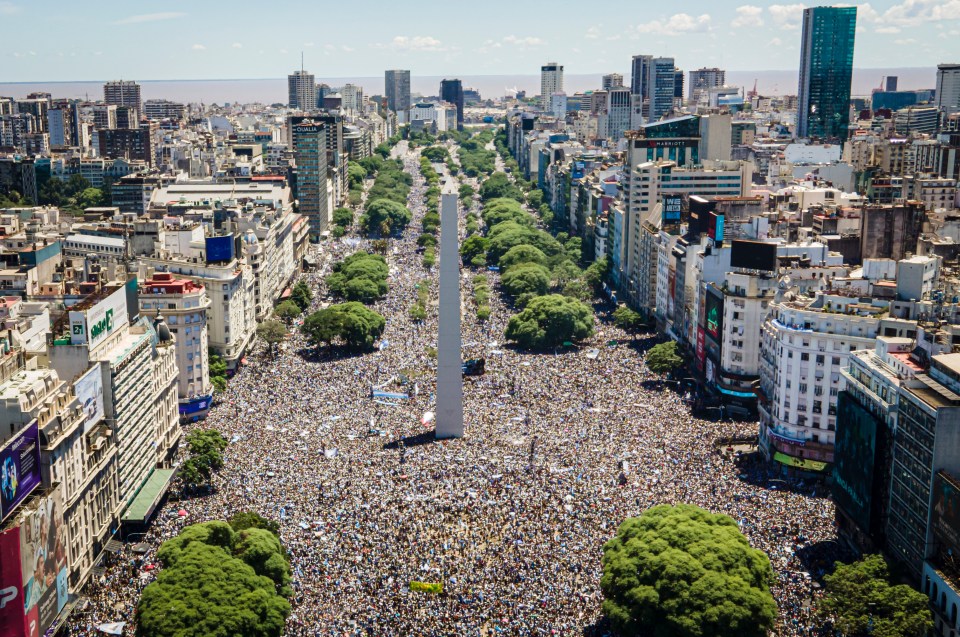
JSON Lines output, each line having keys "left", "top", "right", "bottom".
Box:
{"left": 1, "top": 421, "right": 42, "bottom": 523}
{"left": 20, "top": 489, "right": 67, "bottom": 637}
{"left": 74, "top": 364, "right": 105, "bottom": 434}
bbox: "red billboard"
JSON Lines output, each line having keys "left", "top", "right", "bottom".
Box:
{"left": 0, "top": 526, "right": 26, "bottom": 637}
{"left": 696, "top": 327, "right": 706, "bottom": 372}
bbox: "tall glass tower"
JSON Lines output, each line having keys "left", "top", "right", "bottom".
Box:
{"left": 797, "top": 6, "right": 857, "bottom": 140}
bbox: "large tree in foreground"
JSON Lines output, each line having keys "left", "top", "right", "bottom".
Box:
{"left": 601, "top": 504, "right": 777, "bottom": 637}
{"left": 646, "top": 340, "right": 684, "bottom": 375}
{"left": 820, "top": 554, "right": 932, "bottom": 637}
{"left": 504, "top": 294, "right": 593, "bottom": 349}
{"left": 302, "top": 302, "right": 385, "bottom": 350}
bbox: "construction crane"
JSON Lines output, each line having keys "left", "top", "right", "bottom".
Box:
{"left": 747, "top": 79, "right": 758, "bottom": 99}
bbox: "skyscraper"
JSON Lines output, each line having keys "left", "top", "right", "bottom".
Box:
{"left": 674, "top": 68, "right": 684, "bottom": 105}
{"left": 602, "top": 73, "right": 624, "bottom": 90}
{"left": 104, "top": 80, "right": 142, "bottom": 113}
{"left": 630, "top": 55, "right": 651, "bottom": 99}
{"left": 540, "top": 63, "right": 563, "bottom": 111}
{"left": 630, "top": 55, "right": 675, "bottom": 121}
{"left": 440, "top": 79, "right": 464, "bottom": 130}
{"left": 288, "top": 70, "right": 317, "bottom": 110}
{"left": 936, "top": 64, "right": 960, "bottom": 115}
{"left": 689, "top": 68, "right": 726, "bottom": 105}
{"left": 384, "top": 70, "right": 411, "bottom": 113}
{"left": 293, "top": 119, "right": 330, "bottom": 235}
{"left": 797, "top": 6, "right": 857, "bottom": 140}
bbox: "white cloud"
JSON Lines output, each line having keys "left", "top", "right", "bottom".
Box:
{"left": 324, "top": 44, "right": 336, "bottom": 51}
{"left": 635, "top": 13, "right": 712, "bottom": 35}
{"left": 0, "top": 2, "right": 21, "bottom": 15}
{"left": 732, "top": 5, "right": 764, "bottom": 27}
{"left": 503, "top": 35, "right": 545, "bottom": 47}
{"left": 767, "top": 36, "right": 783, "bottom": 46}
{"left": 585, "top": 25, "right": 601, "bottom": 39}
{"left": 768, "top": 3, "right": 806, "bottom": 29}
{"left": 874, "top": 25, "right": 901, "bottom": 32}
{"left": 191, "top": 43, "right": 206, "bottom": 50}
{"left": 390, "top": 35, "right": 448, "bottom": 52}
{"left": 232, "top": 42, "right": 242, "bottom": 48}
{"left": 303, "top": 42, "right": 315, "bottom": 47}
{"left": 341, "top": 45, "right": 354, "bottom": 52}
{"left": 882, "top": 0, "right": 960, "bottom": 25}
{"left": 113, "top": 11, "right": 186, "bottom": 25}
{"left": 893, "top": 37, "right": 917, "bottom": 43}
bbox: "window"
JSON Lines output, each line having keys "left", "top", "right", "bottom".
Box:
{"left": 801, "top": 353, "right": 809, "bottom": 361}
{"left": 832, "top": 357, "right": 840, "bottom": 365}
{"left": 816, "top": 354, "right": 825, "bottom": 365}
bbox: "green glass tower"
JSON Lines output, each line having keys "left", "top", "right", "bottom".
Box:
{"left": 797, "top": 6, "right": 857, "bottom": 140}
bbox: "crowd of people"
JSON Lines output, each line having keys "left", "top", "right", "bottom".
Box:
{"left": 69, "top": 140, "right": 841, "bottom": 636}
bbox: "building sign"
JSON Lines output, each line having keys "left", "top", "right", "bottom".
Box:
{"left": 1, "top": 421, "right": 42, "bottom": 522}
{"left": 20, "top": 490, "right": 67, "bottom": 637}
{"left": 704, "top": 291, "right": 724, "bottom": 343}
{"left": 0, "top": 527, "right": 25, "bottom": 637}
{"left": 68, "top": 287, "right": 129, "bottom": 350}
{"left": 933, "top": 472, "right": 960, "bottom": 553}
{"left": 663, "top": 196, "right": 682, "bottom": 223}
{"left": 695, "top": 328, "right": 706, "bottom": 372}
{"left": 74, "top": 364, "right": 105, "bottom": 435}
{"left": 832, "top": 392, "right": 883, "bottom": 532}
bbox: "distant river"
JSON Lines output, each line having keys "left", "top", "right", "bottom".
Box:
{"left": 0, "top": 68, "right": 938, "bottom": 104}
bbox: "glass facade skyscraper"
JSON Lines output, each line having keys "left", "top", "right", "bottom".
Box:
{"left": 797, "top": 6, "right": 857, "bottom": 140}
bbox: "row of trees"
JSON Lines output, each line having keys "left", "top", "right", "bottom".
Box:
{"left": 325, "top": 251, "right": 389, "bottom": 304}
{"left": 359, "top": 158, "right": 412, "bottom": 236}
{"left": 456, "top": 130, "right": 498, "bottom": 177}
{"left": 137, "top": 516, "right": 291, "bottom": 637}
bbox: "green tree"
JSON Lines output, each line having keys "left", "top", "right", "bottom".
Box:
{"left": 363, "top": 198, "right": 412, "bottom": 236}
{"left": 551, "top": 260, "right": 582, "bottom": 290}
{"left": 820, "top": 554, "right": 933, "bottom": 637}
{"left": 481, "top": 198, "right": 531, "bottom": 228}
{"left": 256, "top": 320, "right": 288, "bottom": 353}
{"left": 180, "top": 430, "right": 228, "bottom": 489}
{"left": 504, "top": 294, "right": 594, "bottom": 349}
{"left": 646, "top": 340, "right": 684, "bottom": 375}
{"left": 347, "top": 163, "right": 367, "bottom": 190}
{"left": 273, "top": 300, "right": 302, "bottom": 323}
{"left": 584, "top": 257, "right": 610, "bottom": 293}
{"left": 460, "top": 235, "right": 490, "bottom": 264}
{"left": 502, "top": 262, "right": 550, "bottom": 297}
{"left": 290, "top": 281, "right": 313, "bottom": 312}
{"left": 601, "top": 505, "right": 776, "bottom": 637}
{"left": 302, "top": 302, "right": 386, "bottom": 350}
{"left": 458, "top": 184, "right": 476, "bottom": 200}
{"left": 140, "top": 522, "right": 291, "bottom": 637}
{"left": 417, "top": 233, "right": 437, "bottom": 248}
{"left": 77, "top": 187, "right": 105, "bottom": 209}
{"left": 486, "top": 221, "right": 562, "bottom": 264}
{"left": 613, "top": 306, "right": 644, "bottom": 332}
{"left": 499, "top": 244, "right": 548, "bottom": 271}
{"left": 325, "top": 252, "right": 389, "bottom": 304}
{"left": 479, "top": 171, "right": 523, "bottom": 202}
{"left": 526, "top": 189, "right": 544, "bottom": 208}
{"left": 333, "top": 207, "right": 354, "bottom": 227}
{"left": 228, "top": 511, "right": 280, "bottom": 537}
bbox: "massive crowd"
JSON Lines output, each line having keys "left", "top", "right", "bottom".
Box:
{"left": 69, "top": 141, "right": 840, "bottom": 636}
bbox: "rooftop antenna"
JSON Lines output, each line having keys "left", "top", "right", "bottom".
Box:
{"left": 301, "top": 51, "right": 304, "bottom": 73}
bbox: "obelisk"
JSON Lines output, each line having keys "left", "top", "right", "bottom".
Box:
{"left": 435, "top": 190, "right": 464, "bottom": 439}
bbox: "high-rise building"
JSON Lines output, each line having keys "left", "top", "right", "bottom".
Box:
{"left": 97, "top": 128, "right": 152, "bottom": 165}
{"left": 630, "top": 55, "right": 652, "bottom": 99}
{"left": 385, "top": 70, "right": 411, "bottom": 113}
{"left": 600, "top": 87, "right": 632, "bottom": 140}
{"left": 103, "top": 80, "right": 142, "bottom": 113}
{"left": 440, "top": 79, "right": 464, "bottom": 130}
{"left": 288, "top": 70, "right": 317, "bottom": 110}
{"left": 540, "top": 62, "right": 563, "bottom": 111}
{"left": 116, "top": 105, "right": 139, "bottom": 130}
{"left": 936, "top": 64, "right": 960, "bottom": 115}
{"left": 689, "top": 67, "right": 726, "bottom": 104}
{"left": 797, "top": 6, "right": 857, "bottom": 139}
{"left": 674, "top": 68, "right": 684, "bottom": 104}
{"left": 602, "top": 73, "right": 624, "bottom": 90}
{"left": 293, "top": 119, "right": 331, "bottom": 235}
{"left": 886, "top": 76, "right": 898, "bottom": 92}
{"left": 143, "top": 99, "right": 185, "bottom": 121}
{"left": 93, "top": 104, "right": 117, "bottom": 130}
{"left": 630, "top": 55, "right": 675, "bottom": 121}
{"left": 341, "top": 83, "right": 364, "bottom": 113}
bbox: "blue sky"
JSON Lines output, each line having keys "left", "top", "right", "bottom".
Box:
{"left": 1, "top": 0, "right": 958, "bottom": 80}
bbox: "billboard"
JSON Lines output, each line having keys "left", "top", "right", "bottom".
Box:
{"left": 662, "top": 196, "right": 682, "bottom": 224}
{"left": 69, "top": 286, "right": 129, "bottom": 350}
{"left": 832, "top": 392, "right": 883, "bottom": 532}
{"left": 708, "top": 212, "right": 725, "bottom": 243}
{"left": 205, "top": 235, "right": 235, "bottom": 263}
{"left": 695, "top": 328, "right": 706, "bottom": 372}
{"left": 731, "top": 240, "right": 779, "bottom": 273}
{"left": 1, "top": 421, "right": 42, "bottom": 522}
{"left": 0, "top": 527, "right": 25, "bottom": 637}
{"left": 75, "top": 364, "right": 105, "bottom": 434}
{"left": 704, "top": 290, "right": 724, "bottom": 343}
{"left": 933, "top": 471, "right": 960, "bottom": 553}
{"left": 20, "top": 490, "right": 67, "bottom": 637}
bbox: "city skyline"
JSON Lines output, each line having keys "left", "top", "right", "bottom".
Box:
{"left": 1, "top": 0, "right": 959, "bottom": 82}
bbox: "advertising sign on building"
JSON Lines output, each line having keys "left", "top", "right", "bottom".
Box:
{"left": 68, "top": 287, "right": 129, "bottom": 350}
{"left": 933, "top": 471, "right": 960, "bottom": 553}
{"left": 704, "top": 291, "right": 724, "bottom": 343}
{"left": 832, "top": 392, "right": 884, "bottom": 532}
{"left": 1, "top": 421, "right": 42, "bottom": 522}
{"left": 20, "top": 490, "right": 68, "bottom": 637}
{"left": 695, "top": 327, "right": 706, "bottom": 373}
{"left": 663, "top": 196, "right": 682, "bottom": 223}
{"left": 0, "top": 527, "right": 25, "bottom": 637}
{"left": 74, "top": 364, "right": 105, "bottom": 434}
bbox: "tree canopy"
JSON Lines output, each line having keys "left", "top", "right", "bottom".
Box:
{"left": 362, "top": 198, "right": 412, "bottom": 237}
{"left": 479, "top": 171, "right": 523, "bottom": 202}
{"left": 501, "top": 262, "right": 550, "bottom": 297}
{"left": 613, "top": 306, "right": 645, "bottom": 332}
{"left": 290, "top": 281, "right": 313, "bottom": 312}
{"left": 302, "top": 302, "right": 386, "bottom": 351}
{"left": 820, "top": 554, "right": 933, "bottom": 637}
{"left": 601, "top": 504, "right": 777, "bottom": 637}
{"left": 179, "top": 429, "right": 228, "bottom": 489}
{"left": 325, "top": 251, "right": 389, "bottom": 304}
{"left": 486, "top": 221, "right": 562, "bottom": 264}
{"left": 273, "top": 300, "right": 302, "bottom": 323}
{"left": 333, "top": 207, "right": 354, "bottom": 228}
{"left": 504, "top": 294, "right": 594, "bottom": 349}
{"left": 460, "top": 235, "right": 489, "bottom": 264}
{"left": 646, "top": 340, "right": 684, "bottom": 375}
{"left": 138, "top": 521, "right": 291, "bottom": 637}
{"left": 498, "top": 244, "right": 547, "bottom": 272}
{"left": 481, "top": 198, "right": 532, "bottom": 228}
{"left": 256, "top": 320, "right": 288, "bottom": 351}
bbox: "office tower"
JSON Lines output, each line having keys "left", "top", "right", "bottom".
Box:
{"left": 601, "top": 87, "right": 632, "bottom": 140}
{"left": 630, "top": 55, "right": 651, "bottom": 98}
{"left": 116, "top": 105, "right": 139, "bottom": 129}
{"left": 936, "top": 64, "right": 960, "bottom": 115}
{"left": 341, "top": 84, "right": 364, "bottom": 113}
{"left": 630, "top": 55, "right": 675, "bottom": 121}
{"left": 797, "top": 6, "right": 857, "bottom": 139}
{"left": 384, "top": 70, "right": 411, "bottom": 113}
{"left": 541, "top": 63, "right": 564, "bottom": 111}
{"left": 602, "top": 73, "right": 624, "bottom": 90}
{"left": 316, "top": 84, "right": 332, "bottom": 108}
{"left": 103, "top": 80, "right": 142, "bottom": 113}
{"left": 293, "top": 119, "right": 330, "bottom": 235}
{"left": 93, "top": 104, "right": 117, "bottom": 130}
{"left": 15, "top": 98, "right": 48, "bottom": 133}
{"left": 886, "top": 76, "right": 898, "bottom": 92}
{"left": 47, "top": 106, "right": 71, "bottom": 147}
{"left": 98, "top": 128, "right": 152, "bottom": 165}
{"left": 143, "top": 99, "right": 185, "bottom": 121}
{"left": 689, "top": 67, "right": 726, "bottom": 104}
{"left": 674, "top": 68, "right": 684, "bottom": 104}
{"left": 440, "top": 79, "right": 464, "bottom": 130}
{"left": 288, "top": 69, "right": 317, "bottom": 110}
